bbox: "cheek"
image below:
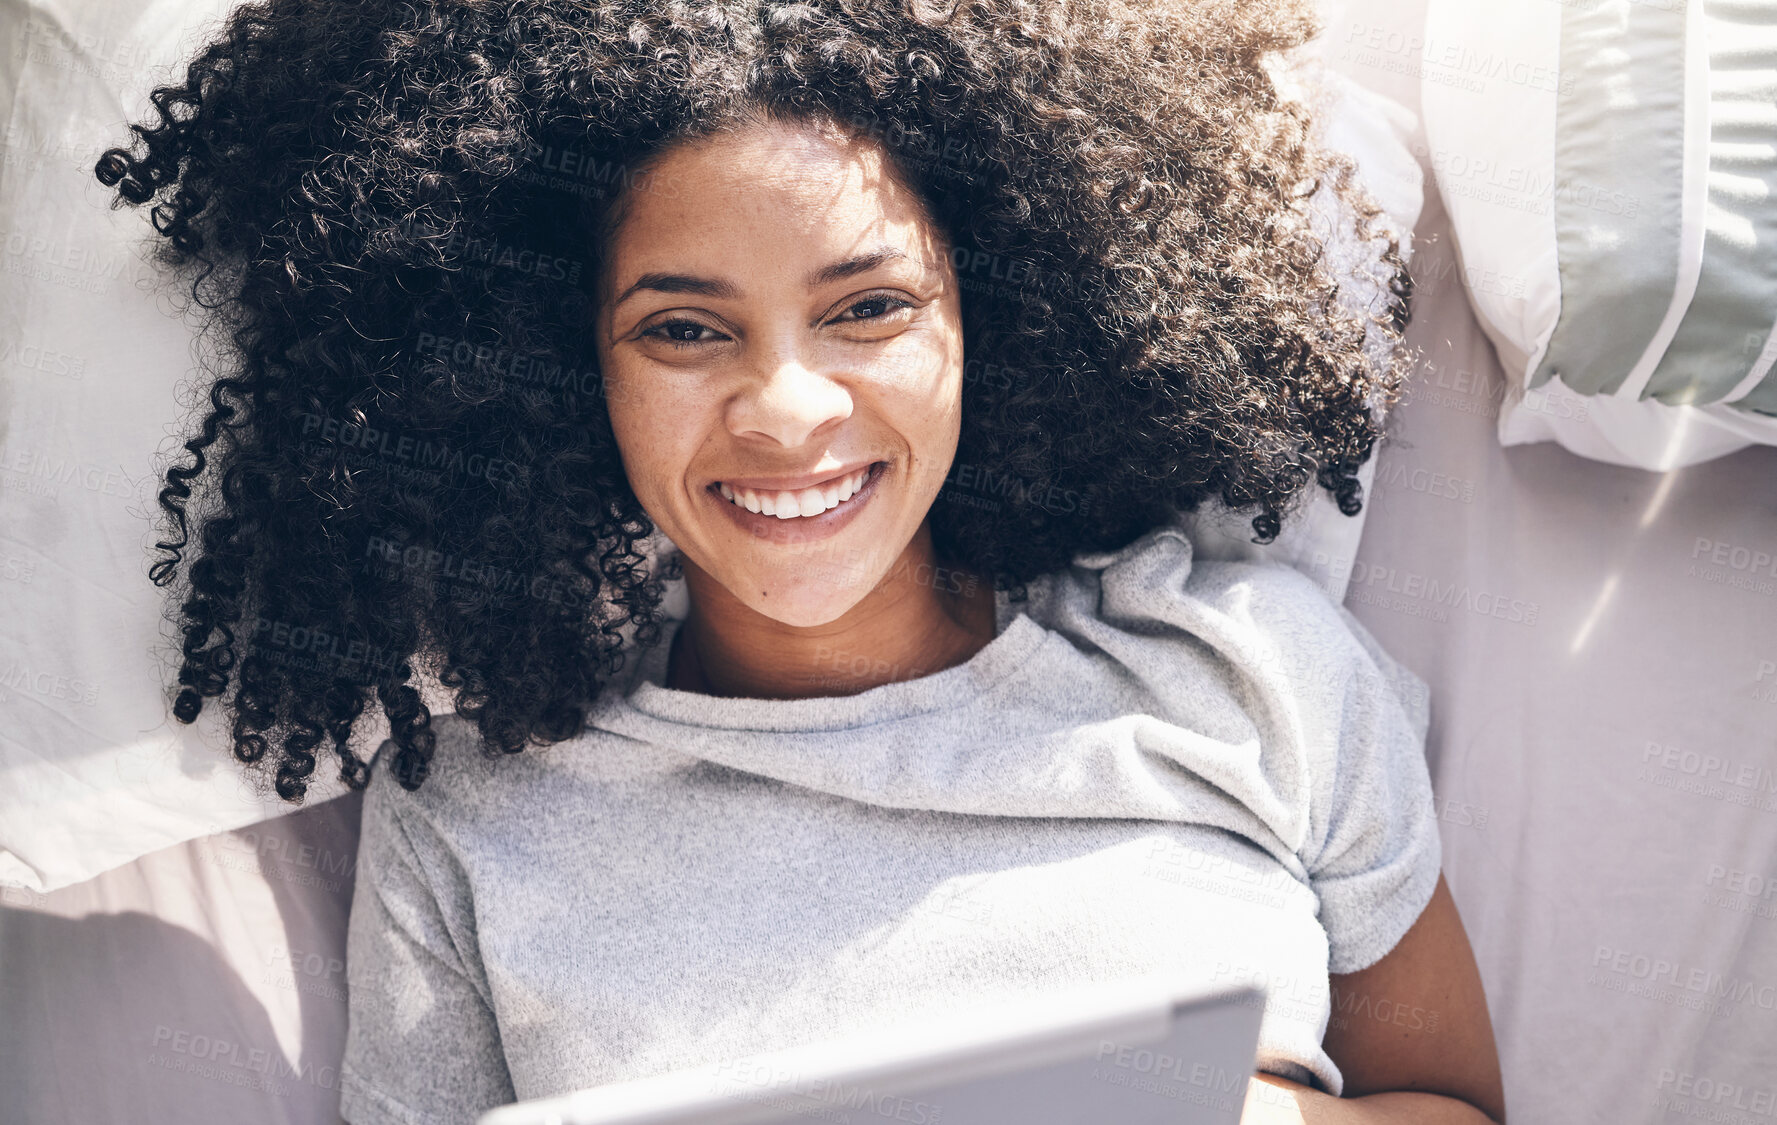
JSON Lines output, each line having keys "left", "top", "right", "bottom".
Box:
{"left": 860, "top": 355, "right": 962, "bottom": 493}
{"left": 868, "top": 331, "right": 963, "bottom": 420}
{"left": 602, "top": 370, "right": 694, "bottom": 502}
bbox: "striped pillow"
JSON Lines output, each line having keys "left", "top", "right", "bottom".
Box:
{"left": 1419, "top": 0, "right": 1777, "bottom": 469}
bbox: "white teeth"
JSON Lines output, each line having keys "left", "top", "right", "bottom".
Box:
{"left": 716, "top": 464, "right": 876, "bottom": 519}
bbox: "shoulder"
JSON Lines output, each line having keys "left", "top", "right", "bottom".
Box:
{"left": 1062, "top": 522, "right": 1395, "bottom": 667}
{"left": 1046, "top": 520, "right": 1430, "bottom": 741}
{"left": 362, "top": 706, "right": 676, "bottom": 829}
{"left": 355, "top": 711, "right": 558, "bottom": 908}
{"left": 360, "top": 709, "right": 553, "bottom": 844}
{"left": 365, "top": 710, "right": 495, "bottom": 807}
{"left": 1067, "top": 519, "right": 1335, "bottom": 622}
{"left": 1065, "top": 523, "right": 1442, "bottom": 972}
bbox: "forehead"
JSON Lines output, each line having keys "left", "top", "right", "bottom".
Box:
{"left": 603, "top": 119, "right": 945, "bottom": 265}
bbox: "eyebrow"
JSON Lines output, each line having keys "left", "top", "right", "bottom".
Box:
{"left": 611, "top": 245, "right": 913, "bottom": 308}
{"left": 611, "top": 272, "right": 738, "bottom": 307}
{"left": 807, "top": 246, "right": 909, "bottom": 287}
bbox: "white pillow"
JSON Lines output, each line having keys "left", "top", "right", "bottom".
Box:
{"left": 0, "top": 1, "right": 1417, "bottom": 893}
{"left": 1184, "top": 54, "right": 1424, "bottom": 603}
{"left": 1418, "top": 0, "right": 1777, "bottom": 470}
{"left": 1, "top": 0, "right": 353, "bottom": 895}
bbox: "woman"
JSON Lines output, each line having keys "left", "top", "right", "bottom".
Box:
{"left": 96, "top": 0, "right": 1505, "bottom": 1121}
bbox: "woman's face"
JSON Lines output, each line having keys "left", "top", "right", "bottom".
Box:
{"left": 595, "top": 118, "right": 965, "bottom": 628}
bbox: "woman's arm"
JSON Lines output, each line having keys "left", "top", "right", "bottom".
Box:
{"left": 1242, "top": 1072, "right": 1496, "bottom": 1124}
{"left": 1241, "top": 873, "right": 1507, "bottom": 1124}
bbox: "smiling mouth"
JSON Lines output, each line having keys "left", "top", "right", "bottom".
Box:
{"left": 712, "top": 462, "right": 886, "bottom": 519}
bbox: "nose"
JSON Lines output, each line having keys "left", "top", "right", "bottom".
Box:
{"left": 725, "top": 340, "right": 854, "bottom": 448}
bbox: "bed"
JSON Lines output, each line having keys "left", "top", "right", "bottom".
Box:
{"left": 4, "top": 0, "right": 1775, "bottom": 1122}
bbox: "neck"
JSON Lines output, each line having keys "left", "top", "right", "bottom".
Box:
{"left": 666, "top": 523, "right": 997, "bottom": 699}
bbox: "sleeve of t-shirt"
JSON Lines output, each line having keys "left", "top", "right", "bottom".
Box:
{"left": 340, "top": 742, "right": 518, "bottom": 1125}
{"left": 1299, "top": 601, "right": 1443, "bottom": 976}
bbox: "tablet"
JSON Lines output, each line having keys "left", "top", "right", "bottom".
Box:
{"left": 477, "top": 974, "right": 1268, "bottom": 1125}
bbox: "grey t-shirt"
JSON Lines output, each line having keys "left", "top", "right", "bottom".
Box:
{"left": 338, "top": 521, "right": 1442, "bottom": 1125}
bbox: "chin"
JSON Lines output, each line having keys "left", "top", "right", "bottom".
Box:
{"left": 730, "top": 564, "right": 880, "bottom": 628}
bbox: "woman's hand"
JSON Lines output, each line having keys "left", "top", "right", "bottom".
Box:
{"left": 1241, "top": 1073, "right": 1312, "bottom": 1124}
{"left": 1240, "top": 1071, "right": 1502, "bottom": 1124}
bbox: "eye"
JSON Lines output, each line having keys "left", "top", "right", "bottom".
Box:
{"left": 639, "top": 318, "right": 727, "bottom": 348}
{"left": 830, "top": 293, "right": 913, "bottom": 324}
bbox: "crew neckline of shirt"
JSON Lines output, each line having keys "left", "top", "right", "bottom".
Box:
{"left": 596, "top": 581, "right": 1053, "bottom": 735}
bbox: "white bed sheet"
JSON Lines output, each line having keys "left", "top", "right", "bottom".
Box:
{"left": 1328, "top": 2, "right": 1777, "bottom": 1116}
{"left": 1346, "top": 192, "right": 1777, "bottom": 1123}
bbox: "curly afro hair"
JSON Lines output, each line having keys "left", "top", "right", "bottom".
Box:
{"left": 95, "top": 0, "right": 1413, "bottom": 801}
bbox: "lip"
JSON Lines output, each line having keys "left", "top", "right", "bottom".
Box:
{"left": 710, "top": 460, "right": 880, "bottom": 493}
{"left": 706, "top": 460, "right": 889, "bottom": 545}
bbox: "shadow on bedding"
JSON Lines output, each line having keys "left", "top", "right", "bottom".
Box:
{"left": 0, "top": 792, "right": 365, "bottom": 1125}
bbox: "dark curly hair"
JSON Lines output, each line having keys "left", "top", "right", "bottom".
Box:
{"left": 95, "top": 0, "right": 1413, "bottom": 801}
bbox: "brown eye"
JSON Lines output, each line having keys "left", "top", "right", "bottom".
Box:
{"left": 832, "top": 295, "right": 912, "bottom": 323}
{"left": 641, "top": 319, "right": 726, "bottom": 347}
